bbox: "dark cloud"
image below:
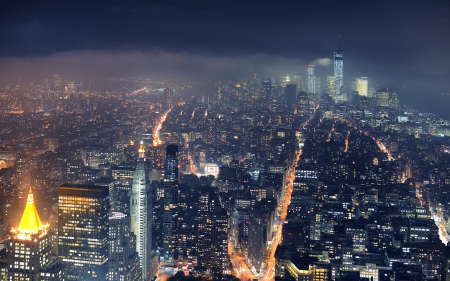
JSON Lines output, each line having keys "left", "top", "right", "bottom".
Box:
{"left": 2, "top": 0, "right": 449, "bottom": 58}
{"left": 1, "top": 0, "right": 449, "bottom": 100}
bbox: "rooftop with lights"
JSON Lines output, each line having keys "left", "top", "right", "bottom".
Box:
{"left": 10, "top": 188, "right": 49, "bottom": 240}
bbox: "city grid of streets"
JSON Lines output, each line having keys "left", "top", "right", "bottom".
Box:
{"left": 2, "top": 76, "right": 450, "bottom": 281}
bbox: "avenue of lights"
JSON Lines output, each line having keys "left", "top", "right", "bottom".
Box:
{"left": 344, "top": 130, "right": 350, "bottom": 153}
{"left": 187, "top": 151, "right": 197, "bottom": 175}
{"left": 260, "top": 106, "right": 319, "bottom": 281}
{"left": 261, "top": 148, "right": 303, "bottom": 281}
{"left": 229, "top": 106, "right": 318, "bottom": 281}
{"left": 153, "top": 106, "right": 174, "bottom": 146}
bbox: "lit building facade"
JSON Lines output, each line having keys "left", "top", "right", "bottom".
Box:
{"left": 389, "top": 91, "right": 399, "bottom": 109}
{"left": 58, "top": 184, "right": 109, "bottom": 281}
{"left": 161, "top": 145, "right": 179, "bottom": 265}
{"left": 355, "top": 77, "right": 368, "bottom": 97}
{"left": 130, "top": 142, "right": 152, "bottom": 280}
{"left": 297, "top": 92, "right": 309, "bottom": 116}
{"left": 108, "top": 212, "right": 142, "bottom": 281}
{"left": 307, "top": 65, "right": 316, "bottom": 94}
{"left": 376, "top": 88, "right": 390, "bottom": 107}
{"left": 111, "top": 165, "right": 135, "bottom": 214}
{"left": 196, "top": 188, "right": 229, "bottom": 272}
{"left": 334, "top": 39, "right": 344, "bottom": 98}
{"left": 5, "top": 189, "right": 51, "bottom": 281}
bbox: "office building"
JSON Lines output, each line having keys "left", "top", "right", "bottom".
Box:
{"left": 111, "top": 164, "right": 136, "bottom": 214}
{"left": 262, "top": 79, "right": 272, "bottom": 103}
{"left": 58, "top": 184, "right": 109, "bottom": 281}
{"left": 389, "top": 91, "right": 399, "bottom": 109}
{"left": 355, "top": 77, "right": 368, "bottom": 97}
{"left": 197, "top": 188, "right": 229, "bottom": 271}
{"left": 297, "top": 92, "right": 309, "bottom": 116}
{"left": 327, "top": 76, "right": 336, "bottom": 98}
{"left": 376, "top": 88, "right": 390, "bottom": 107}
{"left": 108, "top": 212, "right": 142, "bottom": 281}
{"left": 307, "top": 65, "right": 316, "bottom": 94}
{"left": 130, "top": 142, "right": 152, "bottom": 280}
{"left": 161, "top": 145, "right": 179, "bottom": 265}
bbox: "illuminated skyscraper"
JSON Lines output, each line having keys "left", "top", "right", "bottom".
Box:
{"left": 334, "top": 37, "right": 344, "bottom": 98}
{"left": 161, "top": 145, "right": 179, "bottom": 265}
{"left": 111, "top": 164, "right": 136, "bottom": 214}
{"left": 58, "top": 184, "right": 109, "bottom": 281}
{"left": 355, "top": 77, "right": 368, "bottom": 96}
{"left": 109, "top": 212, "right": 142, "bottom": 281}
{"left": 307, "top": 64, "right": 316, "bottom": 94}
{"left": 327, "top": 76, "right": 336, "bottom": 97}
{"left": 197, "top": 188, "right": 229, "bottom": 272}
{"left": 297, "top": 92, "right": 309, "bottom": 116}
{"left": 5, "top": 189, "right": 52, "bottom": 281}
{"left": 262, "top": 79, "right": 272, "bottom": 103}
{"left": 130, "top": 142, "right": 152, "bottom": 280}
{"left": 376, "top": 88, "right": 390, "bottom": 107}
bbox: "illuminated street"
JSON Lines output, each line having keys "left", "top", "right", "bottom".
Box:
{"left": 153, "top": 106, "right": 175, "bottom": 146}
{"left": 229, "top": 107, "right": 318, "bottom": 281}
{"left": 187, "top": 151, "right": 197, "bottom": 175}
{"left": 344, "top": 130, "right": 350, "bottom": 153}
{"left": 260, "top": 148, "right": 303, "bottom": 281}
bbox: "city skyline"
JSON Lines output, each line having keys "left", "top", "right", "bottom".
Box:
{"left": 2, "top": 71, "right": 450, "bottom": 280}
{"left": 2, "top": 2, "right": 450, "bottom": 281}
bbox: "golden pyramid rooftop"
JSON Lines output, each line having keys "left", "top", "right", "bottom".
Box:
{"left": 138, "top": 141, "right": 145, "bottom": 159}
{"left": 11, "top": 188, "right": 48, "bottom": 239}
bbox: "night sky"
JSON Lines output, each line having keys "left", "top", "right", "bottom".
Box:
{"left": 1, "top": 0, "right": 449, "bottom": 115}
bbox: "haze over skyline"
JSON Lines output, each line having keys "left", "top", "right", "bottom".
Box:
{"left": 1, "top": 0, "right": 449, "bottom": 116}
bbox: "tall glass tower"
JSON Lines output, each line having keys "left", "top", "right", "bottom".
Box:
{"left": 130, "top": 142, "right": 152, "bottom": 280}
{"left": 334, "top": 36, "right": 344, "bottom": 98}
{"left": 307, "top": 64, "right": 316, "bottom": 94}
{"left": 161, "top": 144, "right": 178, "bottom": 265}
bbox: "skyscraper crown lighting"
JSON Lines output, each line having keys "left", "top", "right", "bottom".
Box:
{"left": 12, "top": 188, "right": 49, "bottom": 240}
{"left": 138, "top": 140, "right": 145, "bottom": 159}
